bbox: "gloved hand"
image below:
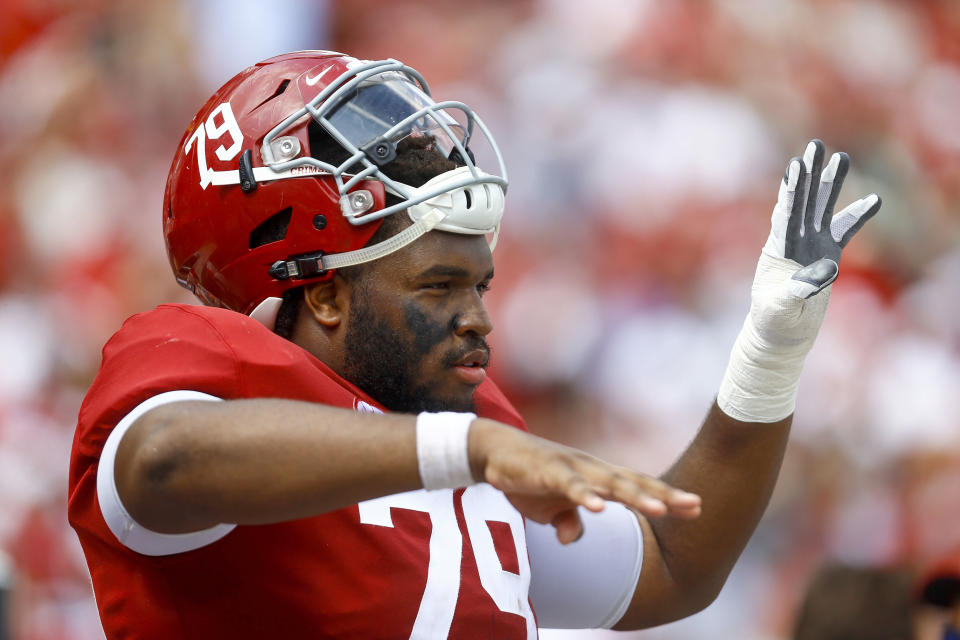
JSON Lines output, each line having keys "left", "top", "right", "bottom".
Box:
{"left": 717, "top": 139, "right": 881, "bottom": 423}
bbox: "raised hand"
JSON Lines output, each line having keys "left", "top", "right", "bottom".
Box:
{"left": 764, "top": 139, "right": 881, "bottom": 298}
{"left": 718, "top": 139, "right": 881, "bottom": 422}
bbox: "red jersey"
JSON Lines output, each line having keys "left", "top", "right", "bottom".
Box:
{"left": 68, "top": 304, "right": 538, "bottom": 639}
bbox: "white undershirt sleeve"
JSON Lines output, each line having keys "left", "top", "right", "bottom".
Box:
{"left": 96, "top": 390, "right": 237, "bottom": 556}
{"left": 526, "top": 502, "right": 643, "bottom": 629}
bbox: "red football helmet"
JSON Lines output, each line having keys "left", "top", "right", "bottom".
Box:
{"left": 164, "top": 50, "right": 506, "bottom": 326}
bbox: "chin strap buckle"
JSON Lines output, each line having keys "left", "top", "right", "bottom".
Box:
{"left": 269, "top": 252, "right": 327, "bottom": 280}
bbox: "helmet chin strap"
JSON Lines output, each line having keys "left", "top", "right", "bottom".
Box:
{"left": 321, "top": 207, "right": 446, "bottom": 271}
{"left": 248, "top": 207, "right": 447, "bottom": 332}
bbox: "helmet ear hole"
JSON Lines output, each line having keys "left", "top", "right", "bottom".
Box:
{"left": 249, "top": 207, "right": 293, "bottom": 249}
{"left": 308, "top": 120, "right": 357, "bottom": 170}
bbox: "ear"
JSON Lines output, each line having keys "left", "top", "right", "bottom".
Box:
{"left": 303, "top": 276, "right": 350, "bottom": 328}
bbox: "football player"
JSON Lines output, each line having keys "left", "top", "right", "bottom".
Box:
{"left": 68, "top": 51, "right": 880, "bottom": 638}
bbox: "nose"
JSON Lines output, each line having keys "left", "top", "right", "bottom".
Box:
{"left": 453, "top": 295, "right": 493, "bottom": 337}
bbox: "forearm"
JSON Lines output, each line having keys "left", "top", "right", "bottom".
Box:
{"left": 116, "top": 399, "right": 422, "bottom": 533}
{"left": 656, "top": 403, "right": 790, "bottom": 605}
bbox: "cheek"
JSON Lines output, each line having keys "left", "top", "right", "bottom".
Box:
{"left": 403, "top": 300, "right": 453, "bottom": 357}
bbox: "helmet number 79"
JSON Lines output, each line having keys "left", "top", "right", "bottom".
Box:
{"left": 183, "top": 102, "right": 244, "bottom": 189}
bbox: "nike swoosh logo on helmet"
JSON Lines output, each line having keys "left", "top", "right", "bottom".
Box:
{"left": 304, "top": 67, "right": 333, "bottom": 86}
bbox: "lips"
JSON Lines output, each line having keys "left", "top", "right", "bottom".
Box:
{"left": 452, "top": 349, "right": 489, "bottom": 369}
{"left": 450, "top": 348, "right": 489, "bottom": 385}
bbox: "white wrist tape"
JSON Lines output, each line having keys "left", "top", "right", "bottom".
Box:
{"left": 416, "top": 412, "right": 477, "bottom": 490}
{"left": 717, "top": 251, "right": 830, "bottom": 423}
{"left": 717, "top": 315, "right": 809, "bottom": 422}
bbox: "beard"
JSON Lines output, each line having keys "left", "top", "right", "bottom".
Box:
{"left": 342, "top": 288, "right": 480, "bottom": 414}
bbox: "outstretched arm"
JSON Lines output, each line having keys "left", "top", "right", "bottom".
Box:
{"left": 613, "top": 139, "right": 881, "bottom": 629}
{"left": 116, "top": 398, "right": 699, "bottom": 535}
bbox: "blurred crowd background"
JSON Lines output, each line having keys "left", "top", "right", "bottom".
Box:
{"left": 1, "top": 0, "right": 958, "bottom": 638}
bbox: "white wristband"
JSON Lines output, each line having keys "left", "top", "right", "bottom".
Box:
{"left": 416, "top": 412, "right": 477, "bottom": 490}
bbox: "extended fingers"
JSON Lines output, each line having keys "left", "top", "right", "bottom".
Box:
{"left": 561, "top": 473, "right": 606, "bottom": 512}
{"left": 800, "top": 139, "right": 825, "bottom": 236}
{"left": 832, "top": 193, "right": 881, "bottom": 246}
{"left": 487, "top": 435, "right": 702, "bottom": 522}
{"left": 580, "top": 464, "right": 701, "bottom": 520}
{"left": 780, "top": 157, "right": 805, "bottom": 248}
{"left": 814, "top": 152, "right": 849, "bottom": 232}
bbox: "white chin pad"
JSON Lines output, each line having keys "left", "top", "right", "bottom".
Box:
{"left": 404, "top": 166, "right": 504, "bottom": 235}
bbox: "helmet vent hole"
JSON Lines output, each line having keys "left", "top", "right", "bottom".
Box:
{"left": 249, "top": 207, "right": 293, "bottom": 249}
{"left": 464, "top": 189, "right": 472, "bottom": 210}
{"left": 252, "top": 79, "right": 291, "bottom": 111}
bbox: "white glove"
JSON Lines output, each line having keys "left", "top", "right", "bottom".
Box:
{"left": 718, "top": 139, "right": 881, "bottom": 423}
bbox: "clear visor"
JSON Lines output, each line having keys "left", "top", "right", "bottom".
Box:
{"left": 325, "top": 71, "right": 465, "bottom": 159}
{"left": 259, "top": 58, "right": 507, "bottom": 231}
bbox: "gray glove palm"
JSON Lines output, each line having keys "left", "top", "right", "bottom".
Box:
{"left": 764, "top": 139, "right": 881, "bottom": 298}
